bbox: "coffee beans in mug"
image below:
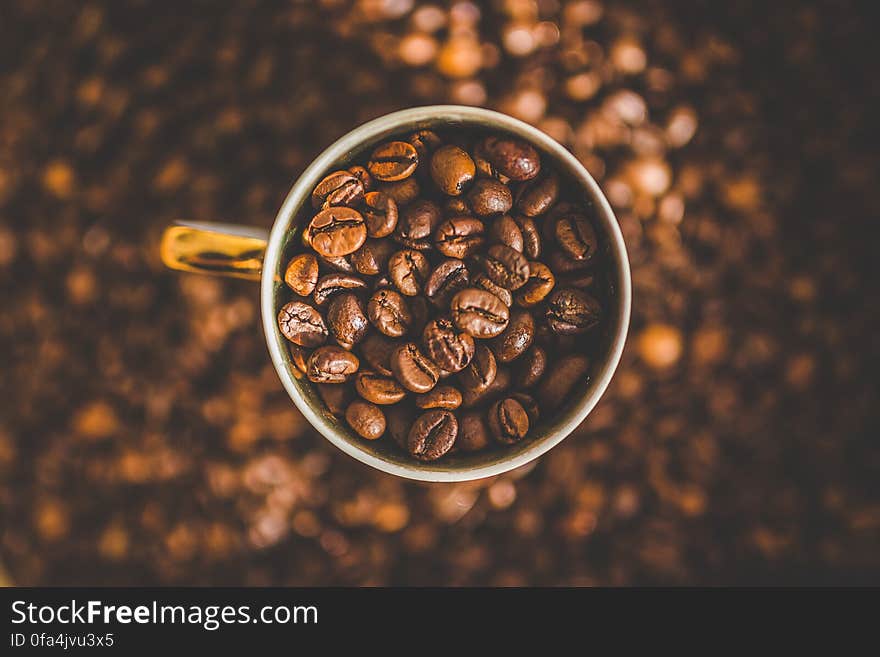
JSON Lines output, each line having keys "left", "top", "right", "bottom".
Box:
{"left": 278, "top": 127, "right": 609, "bottom": 461}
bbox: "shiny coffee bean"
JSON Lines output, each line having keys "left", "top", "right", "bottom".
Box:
{"left": 461, "top": 367, "right": 511, "bottom": 408}
{"left": 367, "top": 289, "right": 412, "bottom": 338}
{"left": 390, "top": 342, "right": 441, "bottom": 393}
{"left": 318, "top": 382, "right": 353, "bottom": 416}
{"left": 396, "top": 199, "right": 442, "bottom": 243}
{"left": 284, "top": 253, "right": 319, "bottom": 296}
{"left": 546, "top": 287, "right": 602, "bottom": 335}
{"left": 346, "top": 400, "right": 386, "bottom": 440}
{"left": 388, "top": 249, "right": 429, "bottom": 296}
{"left": 515, "top": 172, "right": 559, "bottom": 216}
{"left": 408, "top": 129, "right": 442, "bottom": 162}
{"left": 348, "top": 165, "right": 374, "bottom": 192}
{"left": 515, "top": 261, "right": 556, "bottom": 307}
{"left": 368, "top": 141, "right": 419, "bottom": 182}
{"left": 278, "top": 301, "right": 328, "bottom": 348}
{"left": 423, "top": 317, "right": 475, "bottom": 372}
{"left": 471, "top": 272, "right": 513, "bottom": 307}
{"left": 415, "top": 385, "right": 463, "bottom": 410}
{"left": 482, "top": 244, "right": 530, "bottom": 291}
{"left": 489, "top": 309, "right": 534, "bottom": 363}
{"left": 362, "top": 191, "right": 398, "bottom": 238}
{"left": 307, "top": 346, "right": 359, "bottom": 383}
{"left": 379, "top": 177, "right": 420, "bottom": 206}
{"left": 313, "top": 273, "right": 368, "bottom": 305}
{"left": 467, "top": 178, "right": 513, "bottom": 216}
{"left": 434, "top": 216, "right": 485, "bottom": 259}
{"left": 354, "top": 371, "right": 407, "bottom": 405}
{"left": 476, "top": 136, "right": 541, "bottom": 181}
{"left": 488, "top": 397, "right": 530, "bottom": 445}
{"left": 312, "top": 169, "right": 364, "bottom": 209}
{"left": 458, "top": 412, "right": 492, "bottom": 452}
{"left": 554, "top": 213, "right": 598, "bottom": 261}
{"left": 317, "top": 253, "right": 355, "bottom": 274}
{"left": 360, "top": 332, "right": 397, "bottom": 376}
{"left": 327, "top": 293, "right": 369, "bottom": 349}
{"left": 547, "top": 249, "right": 594, "bottom": 274}
{"left": 451, "top": 288, "right": 510, "bottom": 338}
{"left": 430, "top": 145, "right": 475, "bottom": 196}
{"left": 514, "top": 345, "right": 547, "bottom": 388}
{"left": 487, "top": 215, "right": 523, "bottom": 252}
{"left": 350, "top": 239, "right": 394, "bottom": 276}
{"left": 510, "top": 392, "right": 540, "bottom": 424}
{"left": 473, "top": 148, "right": 511, "bottom": 184}
{"left": 537, "top": 353, "right": 590, "bottom": 410}
{"left": 457, "top": 343, "right": 497, "bottom": 393}
{"left": 307, "top": 206, "right": 367, "bottom": 257}
{"left": 425, "top": 259, "right": 470, "bottom": 308}
{"left": 513, "top": 215, "right": 541, "bottom": 259}
{"left": 407, "top": 410, "right": 458, "bottom": 461}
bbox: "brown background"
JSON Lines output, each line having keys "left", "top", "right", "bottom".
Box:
{"left": 0, "top": 0, "right": 877, "bottom": 585}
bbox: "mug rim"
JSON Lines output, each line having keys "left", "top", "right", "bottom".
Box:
{"left": 261, "top": 105, "right": 631, "bottom": 482}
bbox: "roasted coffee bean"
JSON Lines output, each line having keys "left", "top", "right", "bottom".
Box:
{"left": 547, "top": 249, "right": 594, "bottom": 274}
{"left": 415, "top": 385, "right": 463, "bottom": 410}
{"left": 458, "top": 412, "right": 492, "bottom": 452}
{"left": 457, "top": 343, "right": 497, "bottom": 393}
{"left": 537, "top": 353, "right": 590, "bottom": 410}
{"left": 554, "top": 213, "right": 598, "bottom": 261}
{"left": 434, "top": 216, "right": 485, "bottom": 258}
{"left": 482, "top": 244, "right": 530, "bottom": 291}
{"left": 367, "top": 289, "right": 411, "bottom": 337}
{"left": 444, "top": 197, "right": 470, "bottom": 216}
{"left": 317, "top": 253, "right": 355, "bottom": 273}
{"left": 284, "top": 253, "right": 319, "bottom": 296}
{"left": 546, "top": 287, "right": 602, "bottom": 335}
{"left": 471, "top": 272, "right": 513, "bottom": 307}
{"left": 314, "top": 273, "right": 368, "bottom": 305}
{"left": 510, "top": 392, "right": 540, "bottom": 424}
{"left": 327, "top": 293, "right": 369, "bottom": 349}
{"left": 451, "top": 288, "right": 510, "bottom": 338}
{"left": 390, "top": 342, "right": 441, "bottom": 393}
{"left": 476, "top": 136, "right": 541, "bottom": 181}
{"left": 425, "top": 259, "right": 469, "bottom": 308}
{"left": 355, "top": 371, "right": 407, "bottom": 405}
{"left": 278, "top": 301, "right": 328, "bottom": 347}
{"left": 307, "top": 206, "right": 367, "bottom": 257}
{"left": 396, "top": 199, "right": 442, "bottom": 242}
{"left": 386, "top": 404, "right": 416, "bottom": 449}
{"left": 514, "top": 345, "right": 547, "bottom": 388}
{"left": 489, "top": 309, "right": 534, "bottom": 363}
{"left": 408, "top": 129, "right": 442, "bottom": 162}
{"left": 461, "top": 367, "right": 511, "bottom": 408}
{"left": 488, "top": 398, "right": 530, "bottom": 444}
{"left": 515, "top": 172, "right": 559, "bottom": 216}
{"left": 467, "top": 178, "right": 513, "bottom": 216}
{"left": 312, "top": 169, "right": 364, "bottom": 209}
{"left": 350, "top": 239, "right": 394, "bottom": 276}
{"left": 515, "top": 261, "right": 556, "bottom": 307}
{"left": 430, "top": 144, "right": 475, "bottom": 196}
{"left": 360, "top": 332, "right": 397, "bottom": 376}
{"left": 512, "top": 216, "right": 541, "bottom": 259}
{"left": 379, "top": 177, "right": 420, "bottom": 205}
{"left": 289, "top": 344, "right": 310, "bottom": 375}
{"left": 307, "top": 346, "right": 359, "bottom": 383}
{"left": 487, "top": 215, "right": 523, "bottom": 252}
{"left": 423, "top": 317, "right": 475, "bottom": 372}
{"left": 407, "top": 410, "right": 458, "bottom": 461}
{"left": 368, "top": 141, "right": 419, "bottom": 182}
{"left": 473, "top": 148, "right": 511, "bottom": 184}
{"left": 318, "top": 382, "right": 353, "bottom": 416}
{"left": 388, "top": 249, "right": 429, "bottom": 296}
{"left": 346, "top": 400, "right": 386, "bottom": 440}
{"left": 348, "top": 165, "right": 374, "bottom": 192}
{"left": 362, "top": 191, "right": 398, "bottom": 238}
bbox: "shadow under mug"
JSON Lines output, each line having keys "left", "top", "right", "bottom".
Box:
{"left": 160, "top": 105, "right": 631, "bottom": 482}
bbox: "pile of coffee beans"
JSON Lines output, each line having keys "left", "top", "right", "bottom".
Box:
{"left": 278, "top": 129, "right": 606, "bottom": 461}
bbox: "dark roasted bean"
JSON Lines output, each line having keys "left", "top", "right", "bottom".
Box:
{"left": 513, "top": 215, "right": 542, "bottom": 259}
{"left": 488, "top": 398, "right": 530, "bottom": 444}
{"left": 467, "top": 178, "right": 513, "bottom": 216}
{"left": 284, "top": 253, "right": 319, "bottom": 296}
{"left": 408, "top": 129, "right": 442, "bottom": 162}
{"left": 354, "top": 371, "right": 407, "bottom": 405}
{"left": 327, "top": 292, "right": 369, "bottom": 349}
{"left": 482, "top": 244, "right": 530, "bottom": 290}
{"left": 350, "top": 239, "right": 394, "bottom": 276}
{"left": 388, "top": 249, "right": 429, "bottom": 296}
{"left": 348, "top": 165, "right": 374, "bottom": 192}
{"left": 312, "top": 170, "right": 364, "bottom": 209}
{"left": 515, "top": 172, "right": 559, "bottom": 216}
{"left": 278, "top": 300, "right": 328, "bottom": 347}
{"left": 390, "top": 342, "right": 441, "bottom": 393}
{"left": 554, "top": 213, "right": 598, "bottom": 261}
{"left": 379, "top": 177, "right": 420, "bottom": 205}
{"left": 489, "top": 309, "right": 534, "bottom": 363}
{"left": 423, "top": 317, "right": 475, "bottom": 372}
{"left": 476, "top": 136, "right": 541, "bottom": 181}
{"left": 307, "top": 206, "right": 367, "bottom": 257}
{"left": 415, "top": 385, "right": 462, "bottom": 410}
{"left": 346, "top": 400, "right": 386, "bottom": 440}
{"left": 546, "top": 287, "right": 603, "bottom": 335}
{"left": 434, "top": 216, "right": 485, "bottom": 259}
{"left": 396, "top": 199, "right": 442, "bottom": 243}
{"left": 362, "top": 191, "right": 398, "bottom": 238}
{"left": 457, "top": 343, "right": 497, "bottom": 393}
{"left": 514, "top": 346, "right": 548, "bottom": 388}
{"left": 461, "top": 367, "right": 511, "bottom": 408}
{"left": 368, "top": 141, "right": 419, "bottom": 181}
{"left": 515, "top": 261, "right": 555, "bottom": 307}
{"left": 307, "top": 346, "right": 359, "bottom": 383}
{"left": 367, "top": 289, "right": 411, "bottom": 338}
{"left": 360, "top": 332, "right": 397, "bottom": 376}
{"left": 430, "top": 144, "right": 475, "bottom": 196}
{"left": 424, "top": 258, "right": 470, "bottom": 308}
{"left": 471, "top": 272, "right": 513, "bottom": 307}
{"left": 313, "top": 273, "right": 368, "bottom": 305}
{"left": 407, "top": 410, "right": 458, "bottom": 461}
{"left": 451, "top": 288, "right": 510, "bottom": 338}
{"left": 318, "top": 382, "right": 353, "bottom": 416}
{"left": 487, "top": 215, "right": 523, "bottom": 252}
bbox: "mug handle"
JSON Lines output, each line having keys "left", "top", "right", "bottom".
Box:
{"left": 160, "top": 221, "right": 269, "bottom": 280}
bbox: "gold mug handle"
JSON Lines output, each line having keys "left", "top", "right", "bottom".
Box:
{"left": 160, "top": 221, "right": 269, "bottom": 280}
